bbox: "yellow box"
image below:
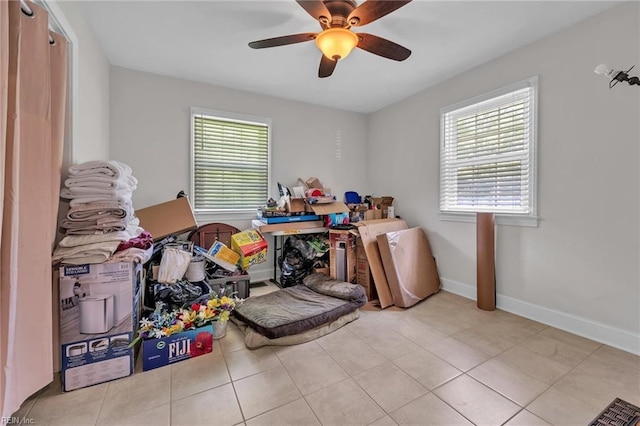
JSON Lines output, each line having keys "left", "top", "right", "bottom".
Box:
{"left": 205, "top": 241, "right": 240, "bottom": 272}
{"left": 230, "top": 230, "right": 268, "bottom": 270}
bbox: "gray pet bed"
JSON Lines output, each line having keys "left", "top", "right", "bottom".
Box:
{"left": 232, "top": 274, "right": 367, "bottom": 345}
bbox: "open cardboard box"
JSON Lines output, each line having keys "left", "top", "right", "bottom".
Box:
{"left": 306, "top": 201, "right": 350, "bottom": 215}
{"left": 135, "top": 197, "right": 198, "bottom": 240}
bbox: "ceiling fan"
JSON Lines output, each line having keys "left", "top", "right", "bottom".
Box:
{"left": 248, "top": 0, "right": 412, "bottom": 78}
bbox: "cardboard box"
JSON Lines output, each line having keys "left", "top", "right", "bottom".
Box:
{"left": 305, "top": 177, "right": 323, "bottom": 189}
{"left": 286, "top": 197, "right": 306, "bottom": 213}
{"left": 142, "top": 325, "right": 213, "bottom": 371}
{"left": 356, "top": 236, "right": 376, "bottom": 301}
{"left": 306, "top": 201, "right": 350, "bottom": 215}
{"left": 370, "top": 197, "right": 394, "bottom": 218}
{"left": 231, "top": 229, "right": 268, "bottom": 269}
{"left": 324, "top": 212, "right": 350, "bottom": 227}
{"left": 377, "top": 228, "right": 441, "bottom": 308}
{"left": 353, "top": 218, "right": 408, "bottom": 308}
{"left": 135, "top": 197, "right": 197, "bottom": 240}
{"left": 364, "top": 210, "right": 383, "bottom": 220}
{"left": 205, "top": 241, "right": 239, "bottom": 272}
{"left": 59, "top": 262, "right": 143, "bottom": 391}
{"left": 329, "top": 229, "right": 357, "bottom": 284}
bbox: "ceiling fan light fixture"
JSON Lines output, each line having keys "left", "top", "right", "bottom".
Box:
{"left": 315, "top": 28, "right": 359, "bottom": 61}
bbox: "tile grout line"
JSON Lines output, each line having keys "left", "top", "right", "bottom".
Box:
{"left": 92, "top": 380, "right": 111, "bottom": 426}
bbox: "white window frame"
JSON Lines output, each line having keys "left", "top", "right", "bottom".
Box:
{"left": 439, "top": 77, "right": 539, "bottom": 227}
{"left": 190, "top": 107, "right": 272, "bottom": 214}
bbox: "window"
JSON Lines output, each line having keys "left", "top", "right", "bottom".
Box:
{"left": 191, "top": 108, "right": 270, "bottom": 211}
{"left": 439, "top": 77, "right": 538, "bottom": 226}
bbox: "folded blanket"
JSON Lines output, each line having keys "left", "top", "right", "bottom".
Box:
{"left": 60, "top": 187, "right": 133, "bottom": 199}
{"left": 57, "top": 227, "right": 143, "bottom": 248}
{"left": 67, "top": 201, "right": 134, "bottom": 221}
{"left": 68, "top": 160, "right": 132, "bottom": 178}
{"left": 52, "top": 240, "right": 121, "bottom": 263}
{"left": 65, "top": 175, "right": 138, "bottom": 190}
{"left": 63, "top": 224, "right": 129, "bottom": 235}
{"left": 68, "top": 194, "right": 132, "bottom": 207}
{"left": 60, "top": 216, "right": 131, "bottom": 231}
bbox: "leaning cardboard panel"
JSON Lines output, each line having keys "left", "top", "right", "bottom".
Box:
{"left": 377, "top": 228, "right": 441, "bottom": 308}
{"left": 354, "top": 218, "right": 408, "bottom": 308}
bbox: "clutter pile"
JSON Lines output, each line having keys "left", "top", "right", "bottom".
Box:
{"left": 138, "top": 225, "right": 267, "bottom": 370}
{"left": 256, "top": 176, "right": 397, "bottom": 288}
{"left": 53, "top": 160, "right": 151, "bottom": 265}
{"left": 53, "top": 160, "right": 152, "bottom": 393}
{"left": 278, "top": 234, "right": 330, "bottom": 288}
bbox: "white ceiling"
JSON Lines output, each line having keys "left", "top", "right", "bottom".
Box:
{"left": 77, "top": 0, "right": 621, "bottom": 113}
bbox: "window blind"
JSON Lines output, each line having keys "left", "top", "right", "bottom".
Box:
{"left": 440, "top": 79, "right": 536, "bottom": 215}
{"left": 192, "top": 113, "right": 269, "bottom": 211}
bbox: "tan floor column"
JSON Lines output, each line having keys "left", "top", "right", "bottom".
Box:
{"left": 477, "top": 212, "right": 495, "bottom": 311}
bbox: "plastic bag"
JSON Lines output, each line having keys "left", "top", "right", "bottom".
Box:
{"left": 157, "top": 246, "right": 192, "bottom": 283}
{"left": 278, "top": 235, "right": 317, "bottom": 287}
{"left": 152, "top": 280, "right": 209, "bottom": 310}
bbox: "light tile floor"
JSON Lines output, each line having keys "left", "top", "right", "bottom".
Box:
{"left": 14, "top": 283, "right": 640, "bottom": 425}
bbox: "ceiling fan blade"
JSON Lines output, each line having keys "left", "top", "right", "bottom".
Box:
{"left": 356, "top": 33, "right": 411, "bottom": 61}
{"left": 348, "top": 0, "right": 412, "bottom": 27}
{"left": 248, "top": 33, "right": 317, "bottom": 49}
{"left": 319, "top": 55, "right": 337, "bottom": 78}
{"left": 296, "top": 0, "right": 332, "bottom": 28}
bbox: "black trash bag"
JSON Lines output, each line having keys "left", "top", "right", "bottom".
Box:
{"left": 153, "top": 279, "right": 204, "bottom": 310}
{"left": 278, "top": 235, "right": 317, "bottom": 287}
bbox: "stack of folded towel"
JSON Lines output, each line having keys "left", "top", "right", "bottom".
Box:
{"left": 53, "top": 160, "right": 153, "bottom": 265}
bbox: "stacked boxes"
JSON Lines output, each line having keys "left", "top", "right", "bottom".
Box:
{"left": 59, "top": 262, "right": 142, "bottom": 392}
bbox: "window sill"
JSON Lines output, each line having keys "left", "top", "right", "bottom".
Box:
{"left": 194, "top": 209, "right": 258, "bottom": 224}
{"left": 438, "top": 211, "right": 539, "bottom": 228}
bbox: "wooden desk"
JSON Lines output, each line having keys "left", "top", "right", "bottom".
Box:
{"left": 252, "top": 219, "right": 328, "bottom": 287}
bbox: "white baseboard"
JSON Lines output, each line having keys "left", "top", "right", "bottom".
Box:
{"left": 440, "top": 278, "right": 640, "bottom": 356}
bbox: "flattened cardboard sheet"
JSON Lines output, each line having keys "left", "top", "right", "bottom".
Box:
{"left": 354, "top": 218, "right": 408, "bottom": 308}
{"left": 377, "top": 228, "right": 440, "bottom": 308}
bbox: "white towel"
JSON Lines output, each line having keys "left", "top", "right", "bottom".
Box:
{"left": 66, "top": 202, "right": 133, "bottom": 222}
{"left": 65, "top": 175, "right": 138, "bottom": 191}
{"left": 68, "top": 194, "right": 133, "bottom": 207}
{"left": 61, "top": 186, "right": 133, "bottom": 198}
{"left": 68, "top": 160, "right": 132, "bottom": 178}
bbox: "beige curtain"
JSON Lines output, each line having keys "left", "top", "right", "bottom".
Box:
{"left": 1, "top": 0, "right": 67, "bottom": 416}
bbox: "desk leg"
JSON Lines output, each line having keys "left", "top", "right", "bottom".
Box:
{"left": 270, "top": 235, "right": 284, "bottom": 288}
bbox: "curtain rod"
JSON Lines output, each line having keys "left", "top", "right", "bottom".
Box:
{"left": 19, "top": 0, "right": 56, "bottom": 45}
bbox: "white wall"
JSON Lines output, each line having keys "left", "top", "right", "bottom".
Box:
{"left": 367, "top": 2, "right": 640, "bottom": 353}
{"left": 109, "top": 67, "right": 368, "bottom": 280}
{"left": 57, "top": 0, "right": 110, "bottom": 163}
